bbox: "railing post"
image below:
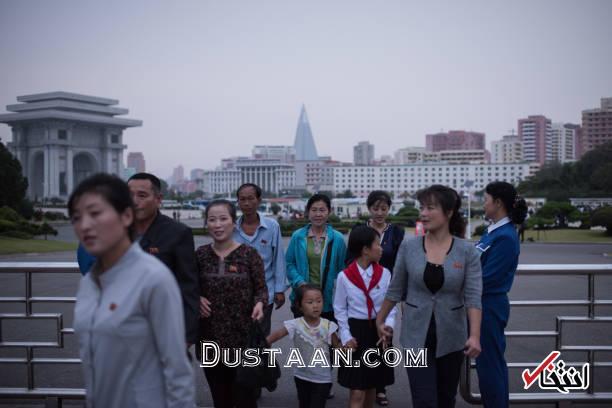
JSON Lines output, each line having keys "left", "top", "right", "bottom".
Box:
{"left": 45, "top": 396, "right": 61, "bottom": 408}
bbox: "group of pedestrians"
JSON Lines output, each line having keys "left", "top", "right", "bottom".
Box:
{"left": 68, "top": 171, "right": 526, "bottom": 408}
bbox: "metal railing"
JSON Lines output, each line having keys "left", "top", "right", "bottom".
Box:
{"left": 1, "top": 263, "right": 611, "bottom": 407}
{"left": 0, "top": 262, "right": 84, "bottom": 407}
{"left": 459, "top": 264, "right": 612, "bottom": 407}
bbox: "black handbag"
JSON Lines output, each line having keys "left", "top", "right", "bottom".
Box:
{"left": 235, "top": 321, "right": 281, "bottom": 391}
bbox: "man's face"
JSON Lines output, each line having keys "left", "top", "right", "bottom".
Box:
{"left": 128, "top": 179, "right": 161, "bottom": 222}
{"left": 237, "top": 186, "right": 261, "bottom": 217}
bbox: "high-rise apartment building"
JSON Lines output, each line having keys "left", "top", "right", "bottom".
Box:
{"left": 353, "top": 141, "right": 375, "bottom": 165}
{"left": 518, "top": 115, "right": 552, "bottom": 165}
{"left": 491, "top": 135, "right": 523, "bottom": 163}
{"left": 582, "top": 97, "right": 612, "bottom": 154}
{"left": 127, "top": 152, "right": 146, "bottom": 173}
{"left": 551, "top": 123, "right": 579, "bottom": 163}
{"left": 426, "top": 130, "right": 485, "bottom": 152}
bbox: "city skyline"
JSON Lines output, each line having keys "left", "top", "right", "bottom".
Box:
{"left": 1, "top": 0, "right": 611, "bottom": 178}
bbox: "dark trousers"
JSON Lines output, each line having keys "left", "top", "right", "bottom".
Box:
{"left": 294, "top": 377, "right": 332, "bottom": 408}
{"left": 203, "top": 364, "right": 257, "bottom": 408}
{"left": 406, "top": 317, "right": 464, "bottom": 408}
{"left": 476, "top": 294, "right": 510, "bottom": 408}
{"left": 260, "top": 302, "right": 274, "bottom": 337}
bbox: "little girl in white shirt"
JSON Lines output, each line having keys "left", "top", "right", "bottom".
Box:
{"left": 267, "top": 284, "right": 340, "bottom": 408}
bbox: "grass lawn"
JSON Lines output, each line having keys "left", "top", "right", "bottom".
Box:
{"left": 0, "top": 237, "right": 77, "bottom": 255}
{"left": 519, "top": 229, "right": 611, "bottom": 243}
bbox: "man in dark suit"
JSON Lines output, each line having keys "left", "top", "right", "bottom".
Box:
{"left": 128, "top": 172, "right": 200, "bottom": 347}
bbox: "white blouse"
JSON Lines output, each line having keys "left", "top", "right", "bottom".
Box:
{"left": 333, "top": 263, "right": 397, "bottom": 345}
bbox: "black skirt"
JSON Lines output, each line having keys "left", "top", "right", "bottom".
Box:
{"left": 338, "top": 318, "right": 395, "bottom": 390}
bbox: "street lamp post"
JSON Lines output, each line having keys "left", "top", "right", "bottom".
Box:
{"left": 463, "top": 180, "right": 474, "bottom": 240}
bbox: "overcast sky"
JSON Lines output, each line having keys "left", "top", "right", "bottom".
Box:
{"left": 1, "top": 0, "right": 611, "bottom": 178}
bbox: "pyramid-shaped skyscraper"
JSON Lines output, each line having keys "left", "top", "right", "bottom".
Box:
{"left": 293, "top": 105, "right": 319, "bottom": 161}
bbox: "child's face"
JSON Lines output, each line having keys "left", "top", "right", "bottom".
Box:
{"left": 365, "top": 239, "right": 383, "bottom": 264}
{"left": 300, "top": 289, "right": 323, "bottom": 318}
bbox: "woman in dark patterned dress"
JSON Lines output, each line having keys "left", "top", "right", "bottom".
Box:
{"left": 196, "top": 199, "right": 268, "bottom": 408}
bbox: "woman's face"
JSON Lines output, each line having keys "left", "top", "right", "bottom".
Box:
{"left": 71, "top": 193, "right": 132, "bottom": 257}
{"left": 483, "top": 192, "right": 500, "bottom": 220}
{"left": 308, "top": 200, "right": 330, "bottom": 227}
{"left": 206, "top": 204, "right": 235, "bottom": 243}
{"left": 369, "top": 200, "right": 390, "bottom": 225}
{"left": 419, "top": 199, "right": 450, "bottom": 233}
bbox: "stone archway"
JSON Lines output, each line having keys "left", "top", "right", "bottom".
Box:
{"left": 73, "top": 153, "right": 97, "bottom": 187}
{"left": 30, "top": 152, "right": 45, "bottom": 200}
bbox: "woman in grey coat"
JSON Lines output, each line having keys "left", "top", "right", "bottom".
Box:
{"left": 376, "top": 185, "right": 482, "bottom": 408}
{"left": 70, "top": 174, "right": 195, "bottom": 408}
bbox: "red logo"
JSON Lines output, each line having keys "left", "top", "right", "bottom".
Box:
{"left": 522, "top": 351, "right": 589, "bottom": 393}
{"left": 109, "top": 303, "right": 117, "bottom": 311}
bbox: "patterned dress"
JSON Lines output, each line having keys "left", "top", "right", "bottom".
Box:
{"left": 196, "top": 244, "right": 268, "bottom": 349}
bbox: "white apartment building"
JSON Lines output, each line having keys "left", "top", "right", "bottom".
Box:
{"left": 252, "top": 145, "right": 296, "bottom": 163}
{"left": 330, "top": 163, "right": 532, "bottom": 197}
{"left": 394, "top": 147, "right": 427, "bottom": 164}
{"left": 492, "top": 135, "right": 523, "bottom": 163}
{"left": 353, "top": 141, "right": 375, "bottom": 165}
{"left": 550, "top": 123, "right": 578, "bottom": 163}
{"left": 203, "top": 159, "right": 295, "bottom": 196}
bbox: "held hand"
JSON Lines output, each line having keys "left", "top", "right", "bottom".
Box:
{"left": 464, "top": 336, "right": 481, "bottom": 358}
{"left": 251, "top": 301, "right": 264, "bottom": 321}
{"left": 274, "top": 293, "right": 285, "bottom": 310}
{"left": 377, "top": 323, "right": 393, "bottom": 344}
{"left": 344, "top": 338, "right": 358, "bottom": 351}
{"left": 200, "top": 297, "right": 212, "bottom": 318}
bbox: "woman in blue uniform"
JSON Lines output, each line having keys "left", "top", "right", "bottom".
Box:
{"left": 475, "top": 181, "right": 527, "bottom": 408}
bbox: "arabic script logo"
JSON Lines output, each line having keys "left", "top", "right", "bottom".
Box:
{"left": 522, "top": 351, "right": 589, "bottom": 394}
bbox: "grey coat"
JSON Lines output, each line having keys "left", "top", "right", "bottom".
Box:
{"left": 386, "top": 236, "right": 482, "bottom": 357}
{"left": 74, "top": 243, "right": 196, "bottom": 408}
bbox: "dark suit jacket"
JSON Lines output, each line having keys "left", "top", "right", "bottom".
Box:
{"left": 139, "top": 212, "right": 200, "bottom": 344}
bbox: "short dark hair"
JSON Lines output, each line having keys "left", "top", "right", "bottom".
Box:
{"left": 306, "top": 193, "right": 331, "bottom": 213}
{"left": 68, "top": 173, "right": 135, "bottom": 241}
{"left": 292, "top": 283, "right": 323, "bottom": 311}
{"left": 367, "top": 190, "right": 392, "bottom": 208}
{"left": 128, "top": 172, "right": 162, "bottom": 194}
{"left": 347, "top": 224, "right": 380, "bottom": 259}
{"left": 485, "top": 181, "right": 528, "bottom": 224}
{"left": 236, "top": 183, "right": 262, "bottom": 199}
{"left": 204, "top": 199, "right": 237, "bottom": 224}
{"left": 416, "top": 184, "right": 465, "bottom": 238}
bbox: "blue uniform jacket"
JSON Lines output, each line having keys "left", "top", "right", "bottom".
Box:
{"left": 476, "top": 222, "right": 520, "bottom": 295}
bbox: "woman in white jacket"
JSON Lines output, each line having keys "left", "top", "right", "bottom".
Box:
{"left": 69, "top": 173, "right": 195, "bottom": 408}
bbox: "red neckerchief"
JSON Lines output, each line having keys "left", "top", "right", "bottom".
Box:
{"left": 344, "top": 261, "right": 383, "bottom": 320}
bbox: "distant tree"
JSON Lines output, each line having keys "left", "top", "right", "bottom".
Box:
{"left": 337, "top": 189, "right": 355, "bottom": 198}
{"left": 535, "top": 201, "right": 581, "bottom": 228}
{"left": 318, "top": 190, "right": 335, "bottom": 198}
{"left": 591, "top": 207, "right": 612, "bottom": 236}
{"left": 590, "top": 163, "right": 612, "bottom": 192}
{"left": 270, "top": 203, "right": 282, "bottom": 215}
{"left": 397, "top": 205, "right": 420, "bottom": 217}
{"left": 0, "top": 142, "right": 28, "bottom": 212}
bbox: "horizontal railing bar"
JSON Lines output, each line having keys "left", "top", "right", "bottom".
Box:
{"left": 464, "top": 392, "right": 612, "bottom": 403}
{"left": 468, "top": 361, "right": 612, "bottom": 368}
{"left": 0, "top": 388, "right": 85, "bottom": 398}
{"left": 0, "top": 297, "right": 27, "bottom": 303}
{"left": 30, "top": 297, "right": 76, "bottom": 303}
{"left": 558, "top": 316, "right": 612, "bottom": 322}
{"left": 0, "top": 262, "right": 79, "bottom": 273}
{"left": 0, "top": 358, "right": 81, "bottom": 364}
{"left": 561, "top": 345, "right": 612, "bottom": 351}
{"left": 509, "top": 300, "right": 612, "bottom": 306}
{"left": 0, "top": 313, "right": 61, "bottom": 319}
{"left": 506, "top": 331, "right": 557, "bottom": 337}
{"left": 0, "top": 342, "right": 60, "bottom": 348}
{"left": 2, "top": 262, "right": 612, "bottom": 274}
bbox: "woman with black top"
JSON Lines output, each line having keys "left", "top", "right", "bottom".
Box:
{"left": 346, "top": 190, "right": 404, "bottom": 406}
{"left": 376, "top": 185, "right": 483, "bottom": 408}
